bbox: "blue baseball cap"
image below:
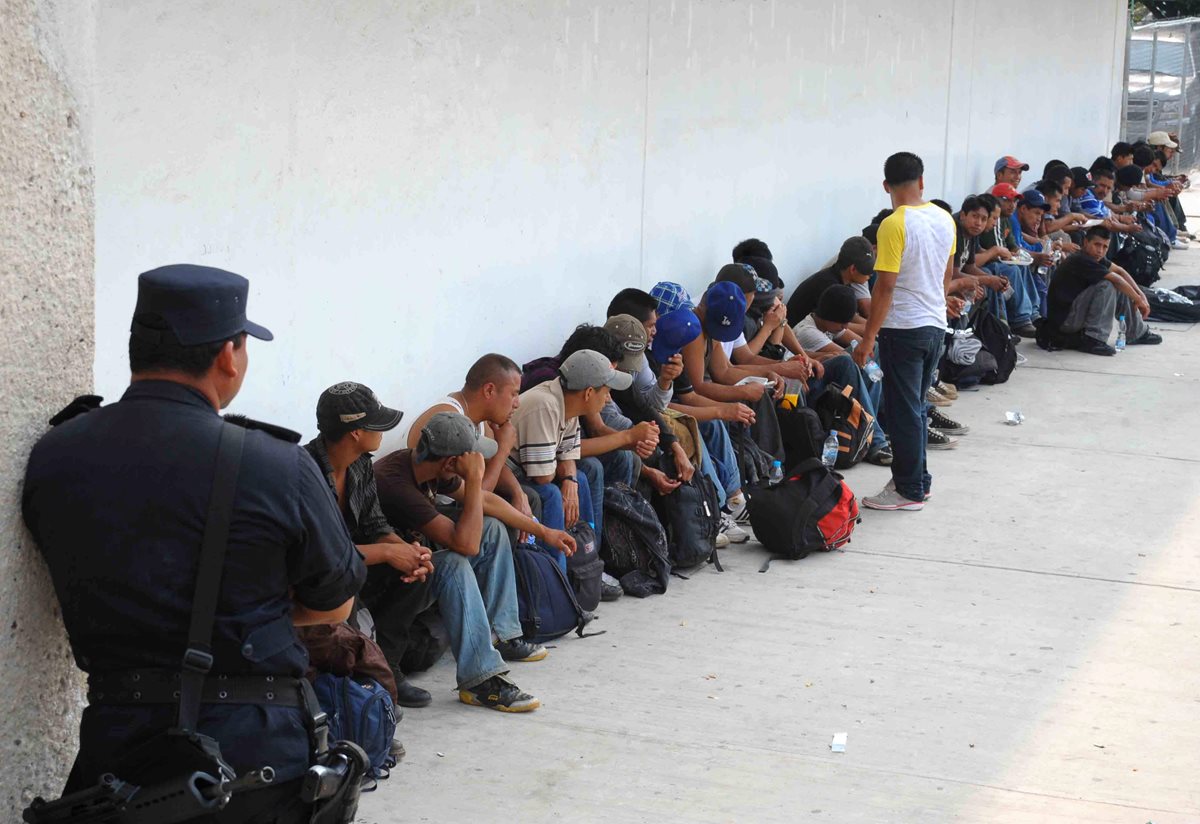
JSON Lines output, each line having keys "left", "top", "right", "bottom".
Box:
{"left": 703, "top": 281, "right": 747, "bottom": 342}
{"left": 649, "top": 281, "right": 695, "bottom": 315}
{"left": 649, "top": 308, "right": 701, "bottom": 361}
{"left": 132, "top": 264, "right": 273, "bottom": 345}
{"left": 1019, "top": 189, "right": 1052, "bottom": 211}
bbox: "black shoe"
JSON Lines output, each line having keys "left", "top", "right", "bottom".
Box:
{"left": 1131, "top": 331, "right": 1163, "bottom": 345}
{"left": 1077, "top": 335, "right": 1116, "bottom": 356}
{"left": 1013, "top": 323, "right": 1038, "bottom": 339}
{"left": 392, "top": 671, "right": 432, "bottom": 707}
{"left": 865, "top": 445, "right": 893, "bottom": 466}
{"left": 459, "top": 675, "right": 540, "bottom": 712}
{"left": 601, "top": 580, "right": 623, "bottom": 601}
{"left": 495, "top": 638, "right": 548, "bottom": 662}
{"left": 928, "top": 408, "right": 969, "bottom": 435}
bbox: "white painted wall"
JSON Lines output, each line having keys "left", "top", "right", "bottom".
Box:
{"left": 93, "top": 0, "right": 1126, "bottom": 449}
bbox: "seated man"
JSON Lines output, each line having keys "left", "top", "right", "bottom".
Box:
{"left": 375, "top": 412, "right": 576, "bottom": 712}
{"left": 1012, "top": 187, "right": 1059, "bottom": 316}
{"left": 951, "top": 195, "right": 1019, "bottom": 331}
{"left": 509, "top": 349, "right": 633, "bottom": 572}
{"left": 1042, "top": 226, "right": 1161, "bottom": 356}
{"left": 404, "top": 353, "right": 532, "bottom": 519}
{"left": 786, "top": 236, "right": 875, "bottom": 331}
{"left": 994, "top": 155, "right": 1029, "bottom": 188}
{"left": 304, "top": 382, "right": 435, "bottom": 708}
{"left": 1111, "top": 141, "right": 1135, "bottom": 169}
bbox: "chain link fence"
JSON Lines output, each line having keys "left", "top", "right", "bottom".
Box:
{"left": 1122, "top": 16, "right": 1200, "bottom": 173}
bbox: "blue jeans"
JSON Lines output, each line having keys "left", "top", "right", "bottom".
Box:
{"left": 698, "top": 419, "right": 741, "bottom": 500}
{"left": 596, "top": 448, "right": 636, "bottom": 488}
{"left": 808, "top": 353, "right": 889, "bottom": 450}
{"left": 984, "top": 261, "right": 1039, "bottom": 326}
{"left": 430, "top": 516, "right": 522, "bottom": 689}
{"left": 1151, "top": 201, "right": 1177, "bottom": 242}
{"left": 697, "top": 438, "right": 726, "bottom": 507}
{"left": 877, "top": 326, "right": 944, "bottom": 502}
{"left": 530, "top": 460, "right": 600, "bottom": 574}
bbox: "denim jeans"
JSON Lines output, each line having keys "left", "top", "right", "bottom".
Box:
{"left": 698, "top": 419, "right": 741, "bottom": 501}
{"left": 877, "top": 326, "right": 944, "bottom": 502}
{"left": 808, "top": 353, "right": 889, "bottom": 450}
{"left": 530, "top": 460, "right": 599, "bottom": 574}
{"left": 984, "top": 261, "right": 1040, "bottom": 326}
{"left": 596, "top": 448, "right": 636, "bottom": 488}
{"left": 697, "top": 438, "right": 726, "bottom": 508}
{"left": 430, "top": 516, "right": 522, "bottom": 689}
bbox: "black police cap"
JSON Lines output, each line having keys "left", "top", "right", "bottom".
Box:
{"left": 132, "top": 264, "right": 273, "bottom": 345}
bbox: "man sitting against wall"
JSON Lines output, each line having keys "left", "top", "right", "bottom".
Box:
{"left": 993, "top": 155, "right": 1029, "bottom": 188}
{"left": 374, "top": 412, "right": 575, "bottom": 712}
{"left": 786, "top": 236, "right": 875, "bottom": 332}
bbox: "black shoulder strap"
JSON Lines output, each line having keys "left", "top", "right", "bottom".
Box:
{"left": 178, "top": 423, "right": 246, "bottom": 731}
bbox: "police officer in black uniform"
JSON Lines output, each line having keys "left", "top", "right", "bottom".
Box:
{"left": 22, "top": 264, "right": 367, "bottom": 823}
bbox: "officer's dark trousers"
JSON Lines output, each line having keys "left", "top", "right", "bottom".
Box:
{"left": 357, "top": 564, "right": 435, "bottom": 668}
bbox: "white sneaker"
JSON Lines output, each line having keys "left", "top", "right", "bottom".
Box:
{"left": 1172, "top": 238, "right": 1189, "bottom": 250}
{"left": 719, "top": 513, "right": 750, "bottom": 544}
{"left": 715, "top": 530, "right": 730, "bottom": 549}
{"left": 862, "top": 486, "right": 925, "bottom": 511}
{"left": 726, "top": 493, "right": 750, "bottom": 524}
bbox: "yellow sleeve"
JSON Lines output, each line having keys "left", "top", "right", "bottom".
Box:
{"left": 875, "top": 210, "right": 906, "bottom": 273}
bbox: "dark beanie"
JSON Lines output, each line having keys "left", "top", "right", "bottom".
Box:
{"left": 1116, "top": 164, "right": 1143, "bottom": 187}
{"left": 742, "top": 255, "right": 782, "bottom": 289}
{"left": 816, "top": 284, "right": 857, "bottom": 324}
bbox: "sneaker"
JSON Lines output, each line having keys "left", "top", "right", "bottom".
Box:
{"left": 600, "top": 580, "right": 623, "bottom": 602}
{"left": 459, "top": 675, "right": 540, "bottom": 713}
{"left": 715, "top": 529, "right": 730, "bottom": 549}
{"left": 925, "top": 386, "right": 953, "bottom": 407}
{"left": 1077, "top": 335, "right": 1116, "bottom": 356}
{"left": 1130, "top": 330, "right": 1163, "bottom": 345}
{"left": 495, "top": 638, "right": 548, "bottom": 663}
{"left": 719, "top": 512, "right": 750, "bottom": 544}
{"left": 935, "top": 381, "right": 958, "bottom": 400}
{"left": 928, "top": 408, "right": 970, "bottom": 435}
{"left": 862, "top": 486, "right": 924, "bottom": 511}
{"left": 865, "top": 445, "right": 893, "bottom": 466}
{"left": 1172, "top": 238, "right": 1189, "bottom": 250}
{"left": 886, "top": 479, "right": 930, "bottom": 501}
{"left": 726, "top": 493, "right": 750, "bottom": 524}
{"left": 1013, "top": 323, "right": 1038, "bottom": 339}
{"left": 926, "top": 427, "right": 958, "bottom": 450}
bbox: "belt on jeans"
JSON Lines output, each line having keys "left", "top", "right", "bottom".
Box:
{"left": 87, "top": 669, "right": 304, "bottom": 708}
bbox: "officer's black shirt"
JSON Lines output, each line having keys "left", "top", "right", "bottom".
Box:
{"left": 23, "top": 380, "right": 366, "bottom": 786}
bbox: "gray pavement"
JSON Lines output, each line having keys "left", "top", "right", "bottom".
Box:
{"left": 359, "top": 239, "right": 1200, "bottom": 823}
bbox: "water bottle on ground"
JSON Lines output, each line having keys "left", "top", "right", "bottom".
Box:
{"left": 767, "top": 460, "right": 784, "bottom": 487}
{"left": 847, "top": 339, "right": 883, "bottom": 382}
{"left": 1115, "top": 315, "right": 1127, "bottom": 352}
{"left": 822, "top": 431, "right": 839, "bottom": 468}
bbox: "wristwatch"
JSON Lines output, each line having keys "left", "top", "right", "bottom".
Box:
{"left": 560, "top": 476, "right": 578, "bottom": 485}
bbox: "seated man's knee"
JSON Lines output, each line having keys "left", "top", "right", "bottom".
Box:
{"left": 480, "top": 516, "right": 511, "bottom": 553}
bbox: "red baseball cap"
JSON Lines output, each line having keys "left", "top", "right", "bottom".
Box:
{"left": 993, "top": 155, "right": 1030, "bottom": 173}
{"left": 990, "top": 183, "right": 1022, "bottom": 200}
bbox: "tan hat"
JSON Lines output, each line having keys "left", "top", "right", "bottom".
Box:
{"left": 1148, "top": 131, "right": 1179, "bottom": 148}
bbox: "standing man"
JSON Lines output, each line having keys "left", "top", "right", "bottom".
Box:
{"left": 23, "top": 265, "right": 366, "bottom": 822}
{"left": 855, "top": 153, "right": 959, "bottom": 511}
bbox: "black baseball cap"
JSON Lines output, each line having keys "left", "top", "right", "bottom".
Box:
{"left": 316, "top": 382, "right": 403, "bottom": 435}
{"left": 132, "top": 264, "right": 273, "bottom": 345}
{"left": 1069, "top": 167, "right": 1092, "bottom": 189}
{"left": 836, "top": 236, "right": 876, "bottom": 275}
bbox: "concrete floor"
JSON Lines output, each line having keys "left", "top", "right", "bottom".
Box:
{"left": 359, "top": 239, "right": 1200, "bottom": 823}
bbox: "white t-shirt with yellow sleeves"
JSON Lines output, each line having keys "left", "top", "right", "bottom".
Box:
{"left": 875, "top": 202, "right": 957, "bottom": 330}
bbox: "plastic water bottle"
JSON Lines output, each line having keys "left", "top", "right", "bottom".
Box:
{"left": 1115, "top": 315, "right": 1127, "bottom": 352}
{"left": 767, "top": 460, "right": 784, "bottom": 487}
{"left": 822, "top": 431, "right": 839, "bottom": 468}
{"left": 848, "top": 339, "right": 883, "bottom": 382}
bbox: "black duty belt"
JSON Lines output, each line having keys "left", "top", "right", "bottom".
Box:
{"left": 88, "top": 670, "right": 304, "bottom": 708}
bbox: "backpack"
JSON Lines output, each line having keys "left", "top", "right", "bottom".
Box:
{"left": 746, "top": 458, "right": 860, "bottom": 572}
{"left": 512, "top": 542, "right": 599, "bottom": 642}
{"left": 971, "top": 309, "right": 1018, "bottom": 384}
{"left": 810, "top": 384, "right": 874, "bottom": 469}
{"left": 519, "top": 356, "right": 561, "bottom": 392}
{"left": 652, "top": 456, "right": 722, "bottom": 572}
{"left": 776, "top": 403, "right": 825, "bottom": 469}
{"left": 730, "top": 420, "right": 777, "bottom": 488}
{"left": 565, "top": 521, "right": 603, "bottom": 611}
{"left": 1113, "top": 230, "right": 1165, "bottom": 287}
{"left": 601, "top": 482, "right": 671, "bottom": 597}
{"left": 312, "top": 673, "right": 397, "bottom": 780}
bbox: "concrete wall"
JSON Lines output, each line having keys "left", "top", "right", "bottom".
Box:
{"left": 0, "top": 0, "right": 95, "bottom": 809}
{"left": 92, "top": 1, "right": 1128, "bottom": 449}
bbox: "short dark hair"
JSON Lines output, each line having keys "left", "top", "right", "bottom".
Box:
{"left": 606, "top": 288, "right": 659, "bottom": 323}
{"left": 464, "top": 353, "right": 521, "bottom": 391}
{"left": 129, "top": 314, "right": 244, "bottom": 376}
{"left": 1085, "top": 225, "right": 1112, "bottom": 242}
{"left": 1116, "top": 164, "right": 1143, "bottom": 187}
{"left": 1090, "top": 166, "right": 1115, "bottom": 182}
{"left": 557, "top": 324, "right": 622, "bottom": 364}
{"left": 976, "top": 193, "right": 999, "bottom": 212}
{"left": 1133, "top": 145, "right": 1156, "bottom": 167}
{"left": 869, "top": 208, "right": 894, "bottom": 226}
{"left": 884, "top": 152, "right": 923, "bottom": 186}
{"left": 930, "top": 199, "right": 952, "bottom": 214}
{"left": 1045, "top": 166, "right": 1072, "bottom": 189}
{"left": 959, "top": 195, "right": 988, "bottom": 216}
{"left": 1042, "top": 159, "right": 1068, "bottom": 179}
{"left": 816, "top": 284, "right": 858, "bottom": 324}
{"left": 1034, "top": 180, "right": 1061, "bottom": 199}
{"left": 732, "top": 238, "right": 772, "bottom": 262}
{"left": 1111, "top": 141, "right": 1134, "bottom": 159}
{"left": 1091, "top": 156, "right": 1117, "bottom": 175}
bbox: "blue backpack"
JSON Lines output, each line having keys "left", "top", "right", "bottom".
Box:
{"left": 312, "top": 673, "right": 397, "bottom": 779}
{"left": 512, "top": 543, "right": 601, "bottom": 643}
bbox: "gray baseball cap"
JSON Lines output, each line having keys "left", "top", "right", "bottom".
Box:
{"left": 602, "top": 314, "right": 648, "bottom": 374}
{"left": 558, "top": 349, "right": 633, "bottom": 391}
{"left": 416, "top": 411, "right": 498, "bottom": 460}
